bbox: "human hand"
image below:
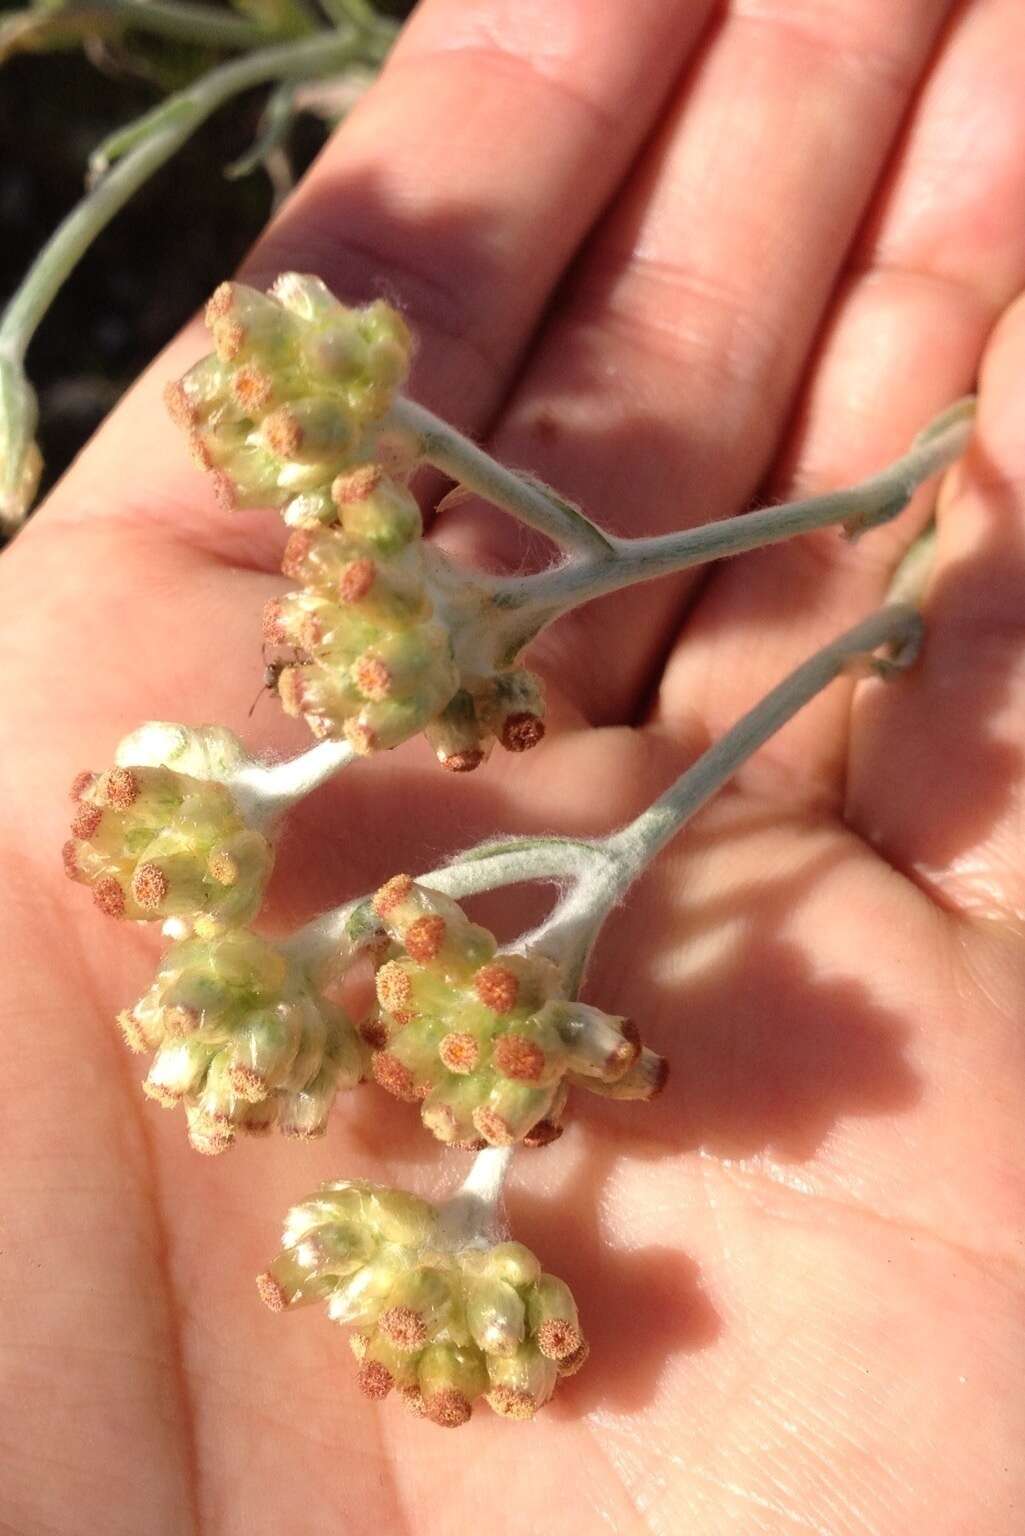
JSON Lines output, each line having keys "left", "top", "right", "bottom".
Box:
{"left": 2, "top": 0, "right": 1024, "bottom": 1530}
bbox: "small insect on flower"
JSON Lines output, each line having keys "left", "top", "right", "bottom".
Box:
{"left": 257, "top": 1180, "right": 586, "bottom": 1426}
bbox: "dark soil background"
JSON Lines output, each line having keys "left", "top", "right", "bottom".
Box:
{"left": 0, "top": 2, "right": 413, "bottom": 507}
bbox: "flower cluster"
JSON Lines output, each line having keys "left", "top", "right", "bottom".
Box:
{"left": 166, "top": 275, "right": 416, "bottom": 521}
{"left": 265, "top": 470, "right": 460, "bottom": 752}
{"left": 265, "top": 477, "right": 547, "bottom": 763}
{"left": 168, "top": 274, "right": 550, "bottom": 769}
{"left": 63, "top": 761, "right": 272, "bottom": 931}
{"left": 258, "top": 1180, "right": 586, "bottom": 1425}
{"left": 121, "top": 928, "right": 366, "bottom": 1154}
{"left": 362, "top": 876, "right": 666, "bottom": 1146}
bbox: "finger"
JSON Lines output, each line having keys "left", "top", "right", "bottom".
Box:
{"left": 845, "top": 291, "right": 1025, "bottom": 920}
{"left": 440, "top": 0, "right": 956, "bottom": 722}
{"left": 658, "top": 0, "right": 1025, "bottom": 798}
{"left": 37, "top": 0, "right": 712, "bottom": 551}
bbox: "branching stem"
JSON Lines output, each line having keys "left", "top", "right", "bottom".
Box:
{"left": 481, "top": 398, "right": 973, "bottom": 657}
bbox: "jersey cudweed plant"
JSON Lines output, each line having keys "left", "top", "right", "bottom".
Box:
{"left": 57, "top": 273, "right": 974, "bottom": 1424}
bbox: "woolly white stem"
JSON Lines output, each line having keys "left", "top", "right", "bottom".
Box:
{"left": 232, "top": 738, "right": 355, "bottom": 827}
{"left": 390, "top": 396, "right": 616, "bottom": 559}
{"left": 438, "top": 1146, "right": 514, "bottom": 1247}
{"left": 484, "top": 397, "right": 974, "bottom": 654}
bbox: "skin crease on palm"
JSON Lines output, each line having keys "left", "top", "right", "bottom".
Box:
{"left": 3, "top": 0, "right": 1025, "bottom": 1529}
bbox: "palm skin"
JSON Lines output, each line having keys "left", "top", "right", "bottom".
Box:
{"left": 3, "top": 0, "right": 1025, "bottom": 1530}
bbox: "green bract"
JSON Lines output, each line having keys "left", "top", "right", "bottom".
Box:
{"left": 361, "top": 876, "right": 667, "bottom": 1146}
{"left": 258, "top": 1179, "right": 587, "bottom": 1426}
{"left": 120, "top": 928, "right": 367, "bottom": 1153}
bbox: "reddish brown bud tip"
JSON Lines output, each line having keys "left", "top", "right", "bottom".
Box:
{"left": 375, "top": 961, "right": 413, "bottom": 1016}
{"left": 404, "top": 915, "right": 446, "bottom": 964}
{"left": 338, "top": 558, "right": 376, "bottom": 604}
{"left": 205, "top": 282, "right": 234, "bottom": 324}
{"left": 344, "top": 720, "right": 378, "bottom": 755}
{"left": 71, "top": 802, "right": 103, "bottom": 840}
{"left": 281, "top": 530, "right": 313, "bottom": 580}
{"left": 262, "top": 599, "right": 288, "bottom": 645}
{"left": 555, "top": 1338, "right": 589, "bottom": 1377}
{"left": 118, "top": 1011, "right": 149, "bottom": 1053}
{"left": 438, "top": 1032, "right": 479, "bottom": 1075}
{"left": 501, "top": 712, "right": 545, "bottom": 753}
{"left": 263, "top": 407, "right": 302, "bottom": 458}
{"left": 373, "top": 874, "right": 413, "bottom": 919}
{"left": 536, "top": 1319, "right": 583, "bottom": 1362}
{"left": 93, "top": 876, "right": 126, "bottom": 918}
{"left": 353, "top": 653, "right": 392, "bottom": 702}
{"left": 209, "top": 469, "right": 238, "bottom": 511}
{"left": 399, "top": 1384, "right": 428, "bottom": 1418}
{"left": 371, "top": 1051, "right": 421, "bottom": 1103}
{"left": 522, "top": 1118, "right": 564, "bottom": 1149}
{"left": 650, "top": 1056, "right": 670, "bottom": 1098}
{"left": 99, "top": 766, "right": 140, "bottom": 810}
{"left": 472, "top": 1106, "right": 517, "bottom": 1147}
{"left": 132, "top": 863, "right": 170, "bottom": 911}
{"left": 439, "top": 749, "right": 485, "bottom": 773}
{"left": 474, "top": 964, "right": 519, "bottom": 1015}
{"left": 214, "top": 319, "right": 246, "bottom": 364}
{"left": 69, "top": 770, "right": 97, "bottom": 802}
{"left": 620, "top": 1019, "right": 641, "bottom": 1054}
{"left": 164, "top": 1005, "right": 201, "bottom": 1039}
{"left": 163, "top": 380, "right": 196, "bottom": 429}
{"left": 331, "top": 464, "right": 381, "bottom": 505}
{"left": 359, "top": 1017, "right": 390, "bottom": 1050}
{"left": 229, "top": 1064, "right": 268, "bottom": 1103}
{"left": 426, "top": 1389, "right": 472, "bottom": 1428}
{"left": 207, "top": 849, "right": 239, "bottom": 887}
{"left": 256, "top": 1271, "right": 289, "bottom": 1312}
{"left": 188, "top": 432, "right": 214, "bottom": 472}
{"left": 378, "top": 1305, "right": 428, "bottom": 1352}
{"left": 493, "top": 1033, "right": 545, "bottom": 1083}
{"left": 231, "top": 364, "right": 273, "bottom": 413}
{"left": 357, "top": 1360, "right": 394, "bottom": 1400}
{"left": 486, "top": 1385, "right": 536, "bottom": 1420}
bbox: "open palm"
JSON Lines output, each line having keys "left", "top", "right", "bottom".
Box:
{"left": 3, "top": 1, "right": 1024, "bottom": 1530}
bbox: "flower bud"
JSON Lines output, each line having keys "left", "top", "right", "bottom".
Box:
{"left": 259, "top": 1180, "right": 584, "bottom": 1426}
{"left": 121, "top": 929, "right": 366, "bottom": 1152}
{"left": 361, "top": 878, "right": 666, "bottom": 1146}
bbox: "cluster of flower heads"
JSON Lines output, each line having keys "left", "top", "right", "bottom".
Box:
{"left": 121, "top": 928, "right": 366, "bottom": 1155}
{"left": 258, "top": 1180, "right": 586, "bottom": 1426}
{"left": 265, "top": 470, "right": 546, "bottom": 763}
{"left": 63, "top": 761, "right": 272, "bottom": 932}
{"left": 165, "top": 274, "right": 417, "bottom": 522}
{"left": 61, "top": 722, "right": 368, "bottom": 1152}
{"left": 361, "top": 875, "right": 667, "bottom": 1147}
{"left": 167, "top": 275, "right": 548, "bottom": 769}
